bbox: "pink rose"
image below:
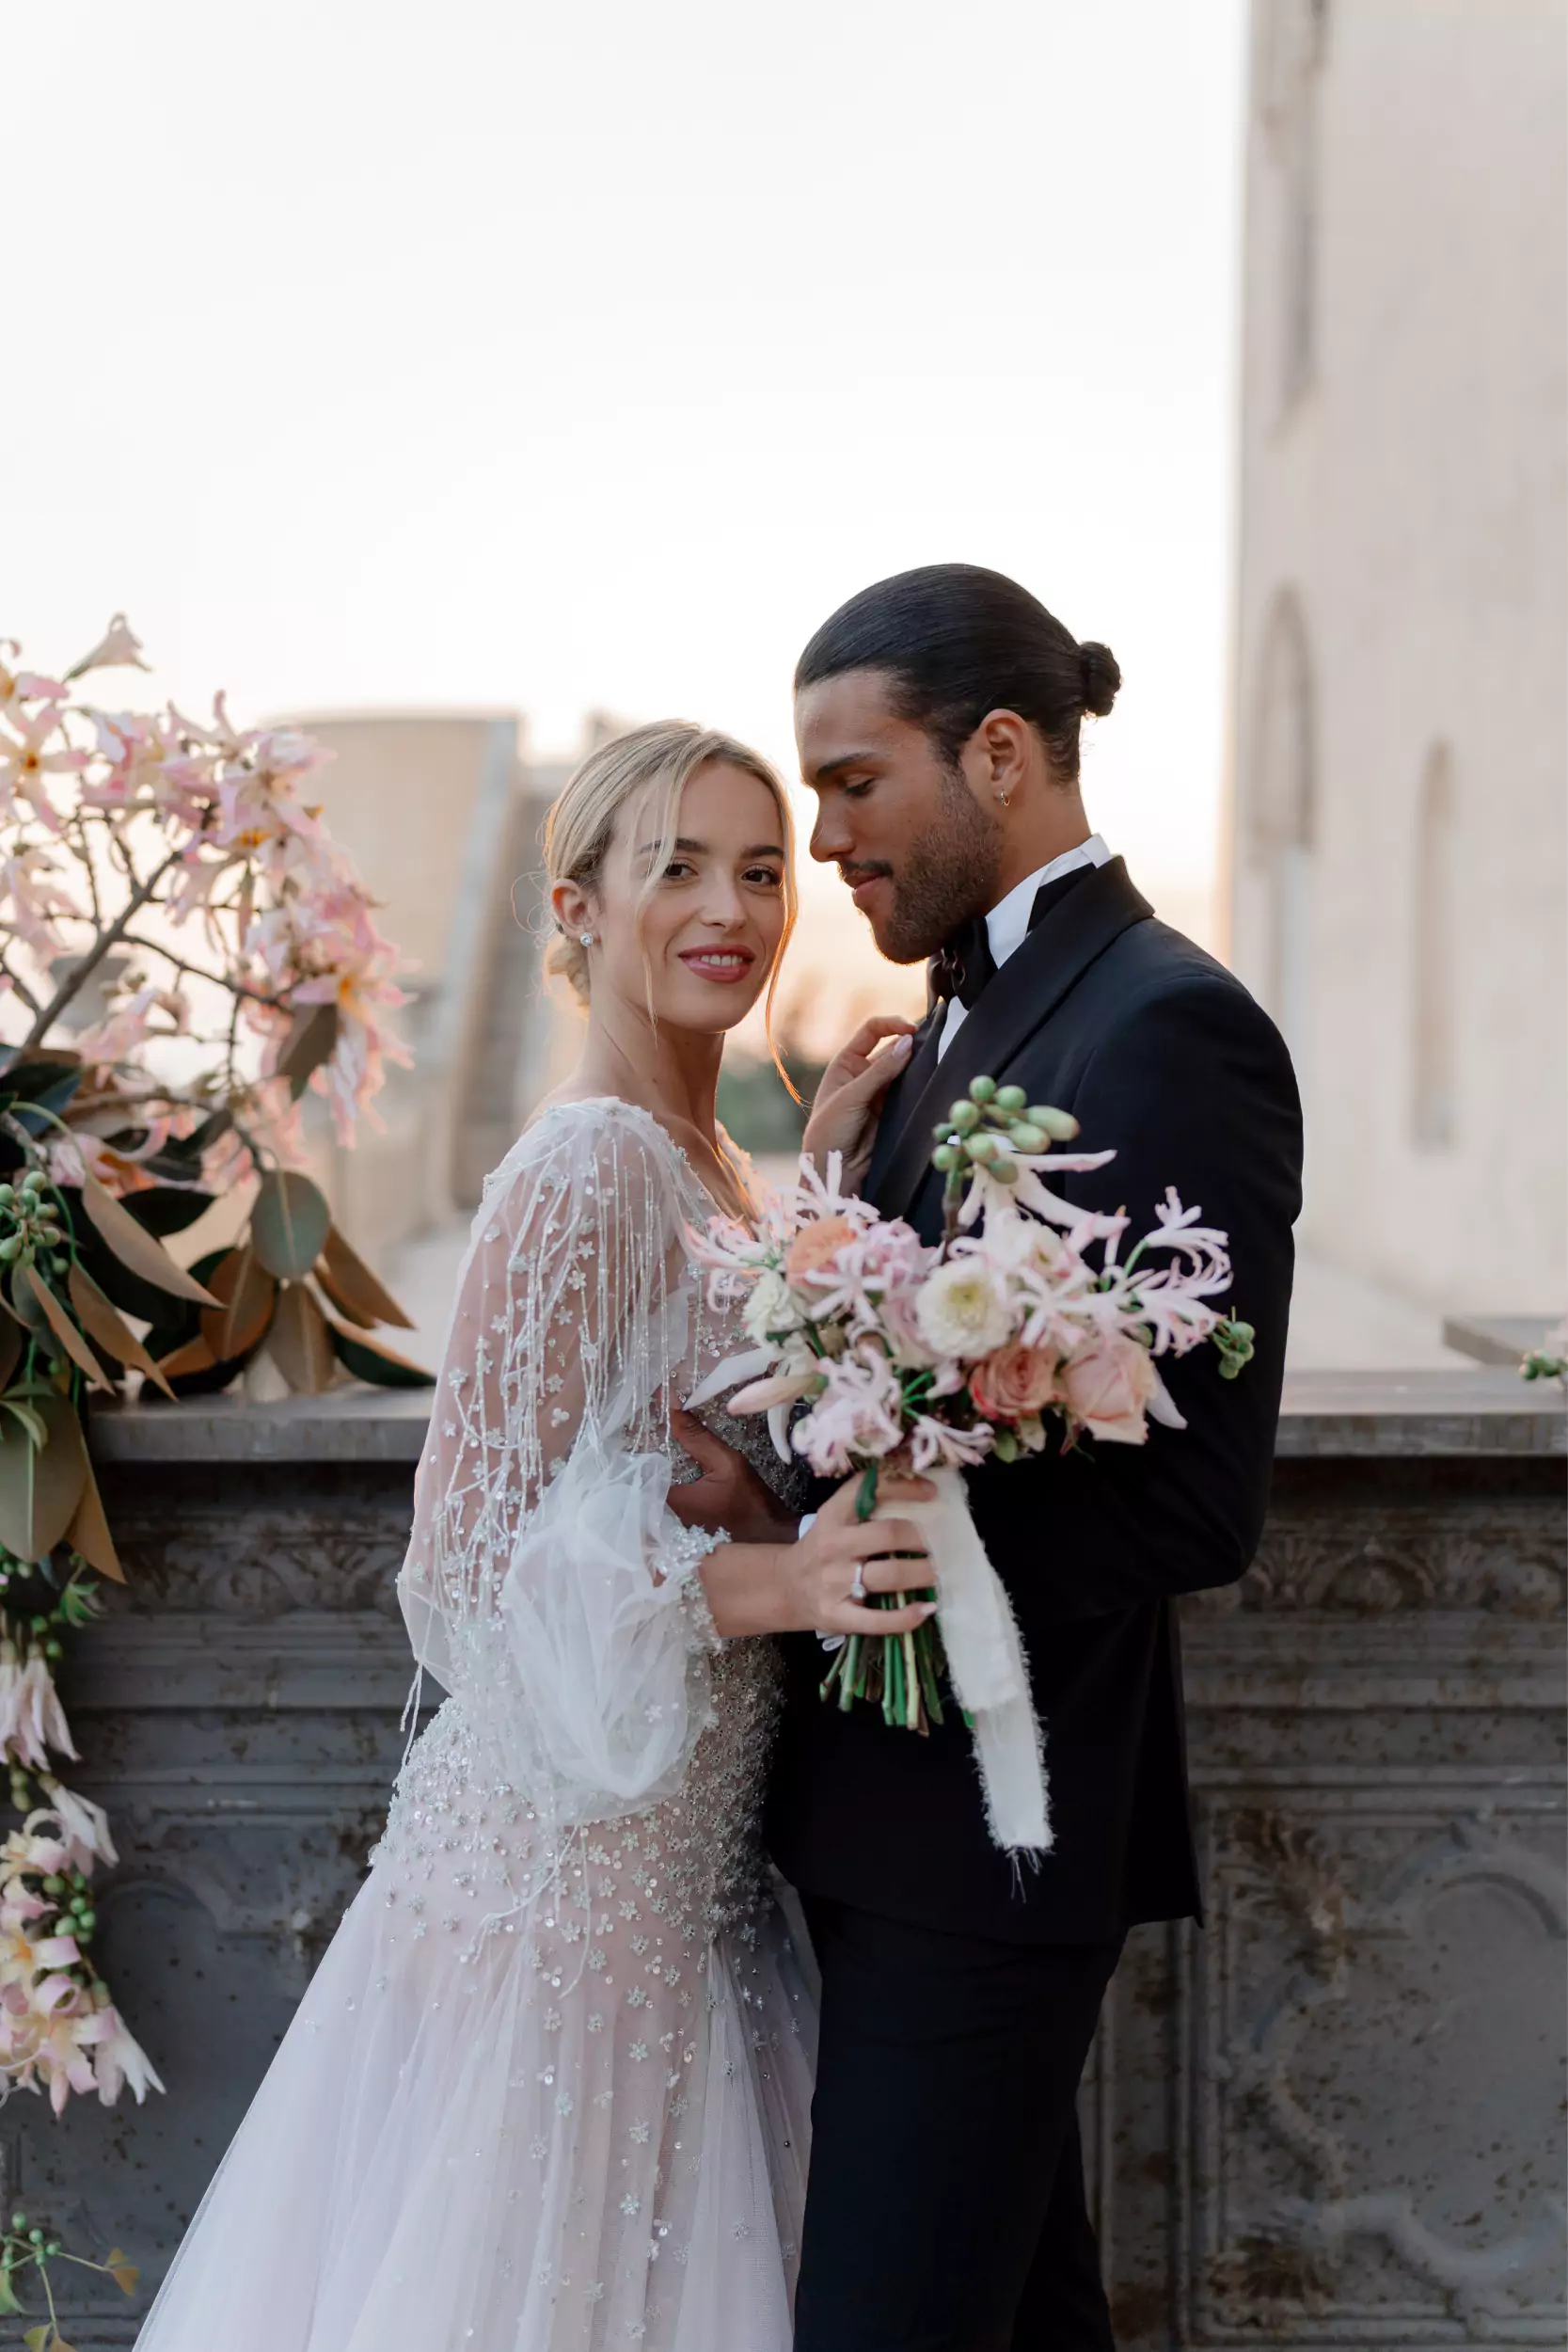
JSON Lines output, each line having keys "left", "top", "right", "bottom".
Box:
{"left": 1057, "top": 1333, "right": 1157, "bottom": 1444}
{"left": 969, "top": 1342, "right": 1060, "bottom": 1422}
{"left": 784, "top": 1214, "right": 856, "bottom": 1285}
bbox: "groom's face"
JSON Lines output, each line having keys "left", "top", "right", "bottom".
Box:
{"left": 795, "top": 670, "right": 1003, "bottom": 963}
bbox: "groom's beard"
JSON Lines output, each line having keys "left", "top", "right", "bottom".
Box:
{"left": 862, "top": 770, "right": 1005, "bottom": 964}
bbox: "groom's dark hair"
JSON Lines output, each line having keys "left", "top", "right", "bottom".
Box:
{"left": 794, "top": 563, "right": 1119, "bottom": 785}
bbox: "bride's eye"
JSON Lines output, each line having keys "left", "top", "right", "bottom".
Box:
{"left": 662, "top": 858, "right": 696, "bottom": 882}
{"left": 743, "top": 865, "right": 783, "bottom": 889}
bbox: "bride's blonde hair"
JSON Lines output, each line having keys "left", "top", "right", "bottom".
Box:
{"left": 542, "top": 720, "right": 800, "bottom": 1091}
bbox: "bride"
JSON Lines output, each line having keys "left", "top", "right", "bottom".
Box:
{"left": 136, "top": 721, "right": 933, "bottom": 2351}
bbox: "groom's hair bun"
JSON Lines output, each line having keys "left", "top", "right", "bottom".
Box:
{"left": 795, "top": 564, "right": 1119, "bottom": 785}
{"left": 1077, "top": 641, "right": 1121, "bottom": 720}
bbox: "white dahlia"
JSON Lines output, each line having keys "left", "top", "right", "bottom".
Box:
{"left": 913, "top": 1258, "right": 1015, "bottom": 1360}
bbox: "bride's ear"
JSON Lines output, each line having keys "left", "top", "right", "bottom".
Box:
{"left": 552, "top": 877, "right": 597, "bottom": 942}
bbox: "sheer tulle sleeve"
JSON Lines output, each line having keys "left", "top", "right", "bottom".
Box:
{"left": 396, "top": 1100, "right": 723, "bottom": 1830}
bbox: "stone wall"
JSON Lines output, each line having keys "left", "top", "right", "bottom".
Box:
{"left": 10, "top": 1375, "right": 1564, "bottom": 2346}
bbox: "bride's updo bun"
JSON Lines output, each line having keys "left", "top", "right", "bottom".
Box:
{"left": 541, "top": 719, "right": 799, "bottom": 1074}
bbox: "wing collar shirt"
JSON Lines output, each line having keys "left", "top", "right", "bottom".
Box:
{"left": 936, "top": 833, "right": 1112, "bottom": 1058}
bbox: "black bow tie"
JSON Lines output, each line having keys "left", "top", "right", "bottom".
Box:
{"left": 928, "top": 865, "right": 1092, "bottom": 1010}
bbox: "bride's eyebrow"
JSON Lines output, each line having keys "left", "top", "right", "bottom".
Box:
{"left": 637, "top": 836, "right": 784, "bottom": 858}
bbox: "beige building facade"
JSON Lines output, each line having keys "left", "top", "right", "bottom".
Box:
{"left": 1227, "top": 0, "right": 1566, "bottom": 1329}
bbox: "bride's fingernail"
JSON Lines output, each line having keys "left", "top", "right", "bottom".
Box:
{"left": 892, "top": 1035, "right": 912, "bottom": 1058}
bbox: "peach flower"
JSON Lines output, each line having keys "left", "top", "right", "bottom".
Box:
{"left": 969, "top": 1342, "right": 1061, "bottom": 1422}
{"left": 784, "top": 1214, "right": 857, "bottom": 1285}
{"left": 1057, "top": 1332, "right": 1158, "bottom": 1444}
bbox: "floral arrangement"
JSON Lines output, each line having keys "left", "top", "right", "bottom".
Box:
{"left": 690, "top": 1075, "right": 1254, "bottom": 1854}
{"left": 0, "top": 618, "right": 432, "bottom": 2118}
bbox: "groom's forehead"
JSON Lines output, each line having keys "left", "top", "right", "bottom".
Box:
{"left": 794, "top": 670, "right": 914, "bottom": 782}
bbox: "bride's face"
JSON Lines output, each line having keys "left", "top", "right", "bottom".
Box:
{"left": 588, "top": 759, "right": 788, "bottom": 1034}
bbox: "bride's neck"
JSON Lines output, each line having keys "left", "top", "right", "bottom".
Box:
{"left": 571, "top": 995, "right": 726, "bottom": 1144}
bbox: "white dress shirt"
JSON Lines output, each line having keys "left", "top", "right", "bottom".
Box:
{"left": 936, "top": 834, "right": 1112, "bottom": 1058}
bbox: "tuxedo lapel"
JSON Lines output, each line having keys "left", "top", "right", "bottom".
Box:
{"left": 871, "top": 856, "right": 1154, "bottom": 1221}
{"left": 865, "top": 1003, "right": 943, "bottom": 1198}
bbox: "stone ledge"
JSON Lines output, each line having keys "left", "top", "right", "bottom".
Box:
{"left": 85, "top": 1366, "right": 1566, "bottom": 1465}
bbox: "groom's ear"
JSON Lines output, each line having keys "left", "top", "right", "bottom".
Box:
{"left": 961, "top": 707, "right": 1036, "bottom": 810}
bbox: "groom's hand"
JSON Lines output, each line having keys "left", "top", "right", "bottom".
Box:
{"left": 668, "top": 1409, "right": 800, "bottom": 1546}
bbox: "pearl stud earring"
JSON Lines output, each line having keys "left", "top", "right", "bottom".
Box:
{"left": 579, "top": 931, "right": 595, "bottom": 947}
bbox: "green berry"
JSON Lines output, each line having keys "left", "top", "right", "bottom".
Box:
{"left": 77, "top": 1912, "right": 95, "bottom": 1935}
{"left": 10, "top": 2210, "right": 25, "bottom": 2231}
{"left": 993, "top": 1085, "right": 1026, "bottom": 1112}
{"left": 0, "top": 1237, "right": 21, "bottom": 1263}
{"left": 1008, "top": 1122, "right": 1044, "bottom": 1152}
{"left": 1029, "top": 1105, "right": 1080, "bottom": 1140}
{"left": 990, "top": 1156, "right": 1019, "bottom": 1184}
{"left": 0, "top": 1185, "right": 13, "bottom": 1208}
{"left": 931, "top": 1121, "right": 955, "bottom": 1142}
{"left": 949, "top": 1100, "right": 979, "bottom": 1135}
{"left": 931, "top": 1145, "right": 959, "bottom": 1173}
{"left": 41, "top": 1876, "right": 63, "bottom": 1898}
{"left": 28, "top": 2227, "right": 42, "bottom": 2245}
{"left": 966, "top": 1134, "right": 998, "bottom": 1164}
{"left": 968, "top": 1076, "right": 996, "bottom": 1103}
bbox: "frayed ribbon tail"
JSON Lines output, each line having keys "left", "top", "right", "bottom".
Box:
{"left": 895, "top": 1466, "right": 1052, "bottom": 1856}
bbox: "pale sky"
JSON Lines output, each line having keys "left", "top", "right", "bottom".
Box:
{"left": 6, "top": 0, "right": 1246, "bottom": 926}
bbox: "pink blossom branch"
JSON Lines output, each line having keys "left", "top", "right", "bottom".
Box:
{"left": 21, "top": 845, "right": 185, "bottom": 1051}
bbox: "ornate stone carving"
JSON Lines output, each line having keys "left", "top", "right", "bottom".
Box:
{"left": 1187, "top": 1503, "right": 1565, "bottom": 1618}
{"left": 1186, "top": 1794, "right": 1567, "bottom": 2343}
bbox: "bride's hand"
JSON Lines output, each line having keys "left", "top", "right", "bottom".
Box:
{"left": 802, "top": 1015, "right": 918, "bottom": 1194}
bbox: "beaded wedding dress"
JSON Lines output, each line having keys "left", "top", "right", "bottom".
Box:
{"left": 137, "top": 1098, "right": 816, "bottom": 2352}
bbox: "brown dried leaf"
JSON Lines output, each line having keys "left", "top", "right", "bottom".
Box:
{"left": 316, "top": 1224, "right": 414, "bottom": 1329}
{"left": 20, "top": 1266, "right": 114, "bottom": 1392}
{"left": 104, "top": 2249, "right": 140, "bottom": 2296}
{"left": 68, "top": 1263, "right": 176, "bottom": 1401}
{"left": 81, "top": 1173, "right": 219, "bottom": 1308}
{"left": 267, "top": 1281, "right": 336, "bottom": 1394}
{"left": 151, "top": 1332, "right": 217, "bottom": 1380}
{"left": 64, "top": 1452, "right": 124, "bottom": 1584}
{"left": 198, "top": 1247, "right": 276, "bottom": 1361}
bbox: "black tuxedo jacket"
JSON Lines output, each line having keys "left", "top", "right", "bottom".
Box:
{"left": 765, "top": 858, "right": 1303, "bottom": 1944}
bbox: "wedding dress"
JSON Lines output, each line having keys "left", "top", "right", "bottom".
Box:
{"left": 136, "top": 1098, "right": 816, "bottom": 2351}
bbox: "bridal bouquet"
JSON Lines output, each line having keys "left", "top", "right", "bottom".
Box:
{"left": 689, "top": 1077, "right": 1254, "bottom": 1854}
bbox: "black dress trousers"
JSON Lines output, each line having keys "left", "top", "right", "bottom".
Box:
{"left": 795, "top": 1899, "right": 1123, "bottom": 2352}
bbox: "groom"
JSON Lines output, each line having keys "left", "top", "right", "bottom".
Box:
{"left": 676, "top": 564, "right": 1302, "bottom": 2351}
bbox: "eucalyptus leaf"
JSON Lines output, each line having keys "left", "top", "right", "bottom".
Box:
{"left": 250, "top": 1171, "right": 331, "bottom": 1282}
{"left": 0, "top": 1392, "right": 89, "bottom": 1561}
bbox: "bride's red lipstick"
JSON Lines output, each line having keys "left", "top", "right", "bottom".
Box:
{"left": 677, "top": 945, "right": 756, "bottom": 984}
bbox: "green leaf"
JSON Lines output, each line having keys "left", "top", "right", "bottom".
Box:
{"left": 325, "top": 1317, "right": 434, "bottom": 1390}
{"left": 0, "top": 2262, "right": 23, "bottom": 2313}
{"left": 0, "top": 1052, "right": 81, "bottom": 1102}
{"left": 0, "top": 1392, "right": 89, "bottom": 1561}
{"left": 104, "top": 1186, "right": 216, "bottom": 1239}
{"left": 250, "top": 1171, "right": 331, "bottom": 1281}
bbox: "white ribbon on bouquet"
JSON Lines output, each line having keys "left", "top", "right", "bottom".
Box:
{"left": 884, "top": 1466, "right": 1051, "bottom": 1858}
{"left": 684, "top": 1350, "right": 1050, "bottom": 1857}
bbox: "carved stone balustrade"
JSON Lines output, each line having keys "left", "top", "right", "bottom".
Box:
{"left": 7, "top": 1372, "right": 1563, "bottom": 2348}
